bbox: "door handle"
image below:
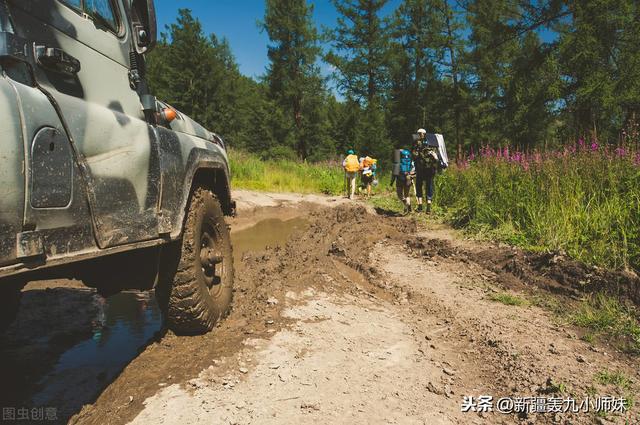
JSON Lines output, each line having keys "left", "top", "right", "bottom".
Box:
{"left": 35, "top": 45, "right": 81, "bottom": 75}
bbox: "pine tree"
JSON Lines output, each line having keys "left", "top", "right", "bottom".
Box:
{"left": 262, "top": 0, "right": 330, "bottom": 160}
{"left": 432, "top": 0, "right": 469, "bottom": 159}
{"left": 503, "top": 32, "right": 560, "bottom": 151}
{"left": 387, "top": 0, "right": 437, "bottom": 148}
{"left": 465, "top": 0, "right": 520, "bottom": 147}
{"left": 326, "top": 0, "right": 393, "bottom": 162}
{"left": 557, "top": 0, "right": 638, "bottom": 143}
{"left": 146, "top": 9, "right": 249, "bottom": 146}
{"left": 387, "top": 0, "right": 469, "bottom": 159}
{"left": 326, "top": 0, "right": 392, "bottom": 104}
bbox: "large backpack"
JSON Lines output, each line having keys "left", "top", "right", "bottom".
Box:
{"left": 417, "top": 143, "right": 439, "bottom": 171}
{"left": 344, "top": 154, "right": 360, "bottom": 172}
{"left": 399, "top": 150, "right": 412, "bottom": 174}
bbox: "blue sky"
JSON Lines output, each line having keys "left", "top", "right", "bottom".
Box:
{"left": 154, "top": 0, "right": 402, "bottom": 80}
{"left": 154, "top": 1, "right": 558, "bottom": 82}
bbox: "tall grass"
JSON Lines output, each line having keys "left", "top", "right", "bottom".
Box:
{"left": 437, "top": 144, "right": 640, "bottom": 272}
{"left": 229, "top": 149, "right": 346, "bottom": 195}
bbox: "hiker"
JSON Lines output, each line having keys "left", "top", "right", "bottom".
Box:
{"left": 342, "top": 149, "right": 360, "bottom": 199}
{"left": 359, "top": 155, "right": 377, "bottom": 198}
{"left": 390, "top": 149, "right": 415, "bottom": 213}
{"left": 412, "top": 128, "right": 440, "bottom": 213}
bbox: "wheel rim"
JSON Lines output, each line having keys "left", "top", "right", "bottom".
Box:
{"left": 199, "top": 220, "right": 226, "bottom": 296}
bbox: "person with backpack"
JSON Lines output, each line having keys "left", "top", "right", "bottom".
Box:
{"left": 412, "top": 128, "right": 440, "bottom": 213}
{"left": 342, "top": 149, "right": 360, "bottom": 199}
{"left": 359, "top": 155, "right": 377, "bottom": 199}
{"left": 390, "top": 149, "right": 415, "bottom": 213}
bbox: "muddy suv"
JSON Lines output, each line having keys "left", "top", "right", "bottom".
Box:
{"left": 0, "top": 0, "right": 235, "bottom": 335}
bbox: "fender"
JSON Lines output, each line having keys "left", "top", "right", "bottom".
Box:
{"left": 170, "top": 150, "right": 232, "bottom": 241}
{"left": 154, "top": 120, "right": 232, "bottom": 241}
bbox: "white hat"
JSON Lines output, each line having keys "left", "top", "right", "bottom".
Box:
{"left": 417, "top": 128, "right": 426, "bottom": 134}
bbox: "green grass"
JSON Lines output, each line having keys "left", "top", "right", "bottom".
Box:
{"left": 489, "top": 292, "right": 529, "bottom": 306}
{"left": 595, "top": 370, "right": 635, "bottom": 412}
{"left": 571, "top": 294, "right": 640, "bottom": 353}
{"left": 436, "top": 152, "right": 640, "bottom": 272}
{"left": 595, "top": 370, "right": 632, "bottom": 390}
{"left": 229, "top": 149, "right": 346, "bottom": 195}
{"left": 230, "top": 149, "right": 398, "bottom": 199}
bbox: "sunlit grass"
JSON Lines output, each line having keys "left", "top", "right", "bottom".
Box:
{"left": 229, "top": 149, "right": 395, "bottom": 197}
{"left": 437, "top": 150, "right": 640, "bottom": 272}
{"left": 595, "top": 370, "right": 632, "bottom": 390}
{"left": 489, "top": 292, "right": 529, "bottom": 306}
{"left": 229, "top": 149, "right": 345, "bottom": 195}
{"left": 571, "top": 293, "right": 640, "bottom": 353}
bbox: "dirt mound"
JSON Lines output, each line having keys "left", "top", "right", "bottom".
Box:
{"left": 234, "top": 204, "right": 416, "bottom": 312}
{"left": 406, "top": 236, "right": 640, "bottom": 306}
{"left": 406, "top": 237, "right": 461, "bottom": 259}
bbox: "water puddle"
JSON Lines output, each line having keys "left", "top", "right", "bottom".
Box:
{"left": 232, "top": 217, "right": 309, "bottom": 264}
{"left": 28, "top": 291, "right": 161, "bottom": 418}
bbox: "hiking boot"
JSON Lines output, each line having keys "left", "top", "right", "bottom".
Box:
{"left": 417, "top": 204, "right": 423, "bottom": 212}
{"left": 426, "top": 202, "right": 432, "bottom": 213}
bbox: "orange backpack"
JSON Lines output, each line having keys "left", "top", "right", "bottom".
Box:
{"left": 344, "top": 154, "right": 360, "bottom": 172}
{"left": 362, "top": 156, "right": 375, "bottom": 168}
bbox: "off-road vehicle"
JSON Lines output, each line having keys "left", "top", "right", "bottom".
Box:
{"left": 0, "top": 0, "right": 235, "bottom": 334}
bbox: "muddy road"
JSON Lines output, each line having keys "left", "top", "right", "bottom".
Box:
{"left": 0, "top": 190, "right": 638, "bottom": 425}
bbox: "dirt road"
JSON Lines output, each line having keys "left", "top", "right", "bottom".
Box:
{"left": 1, "top": 190, "right": 638, "bottom": 424}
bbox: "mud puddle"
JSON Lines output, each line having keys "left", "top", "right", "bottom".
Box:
{"left": 231, "top": 217, "right": 309, "bottom": 265}
{"left": 0, "top": 290, "right": 161, "bottom": 422}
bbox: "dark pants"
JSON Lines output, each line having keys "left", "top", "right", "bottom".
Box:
{"left": 415, "top": 168, "right": 435, "bottom": 200}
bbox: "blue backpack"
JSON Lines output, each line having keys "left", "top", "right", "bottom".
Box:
{"left": 399, "top": 149, "right": 412, "bottom": 174}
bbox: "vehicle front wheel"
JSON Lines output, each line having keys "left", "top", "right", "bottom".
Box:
{"left": 156, "top": 187, "right": 234, "bottom": 335}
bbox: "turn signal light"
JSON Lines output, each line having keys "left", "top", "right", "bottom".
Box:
{"left": 161, "top": 108, "right": 177, "bottom": 123}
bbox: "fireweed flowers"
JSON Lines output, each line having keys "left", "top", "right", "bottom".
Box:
{"left": 467, "top": 140, "right": 639, "bottom": 170}
{"left": 437, "top": 141, "right": 640, "bottom": 273}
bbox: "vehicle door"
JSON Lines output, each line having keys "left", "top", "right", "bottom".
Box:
{"left": 8, "top": 0, "right": 161, "bottom": 248}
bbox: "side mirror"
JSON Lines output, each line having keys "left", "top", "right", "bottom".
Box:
{"left": 130, "top": 0, "right": 157, "bottom": 54}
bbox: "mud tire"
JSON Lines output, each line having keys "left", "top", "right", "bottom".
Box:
{"left": 156, "top": 187, "right": 234, "bottom": 335}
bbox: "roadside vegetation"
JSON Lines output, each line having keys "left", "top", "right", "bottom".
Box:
{"left": 231, "top": 145, "right": 640, "bottom": 275}
{"left": 488, "top": 292, "right": 529, "bottom": 306}
{"left": 229, "top": 150, "right": 345, "bottom": 195}
{"left": 437, "top": 143, "right": 640, "bottom": 273}
{"left": 571, "top": 294, "right": 640, "bottom": 354}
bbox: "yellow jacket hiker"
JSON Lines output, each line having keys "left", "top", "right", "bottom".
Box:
{"left": 342, "top": 150, "right": 360, "bottom": 199}
{"left": 344, "top": 154, "right": 360, "bottom": 173}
